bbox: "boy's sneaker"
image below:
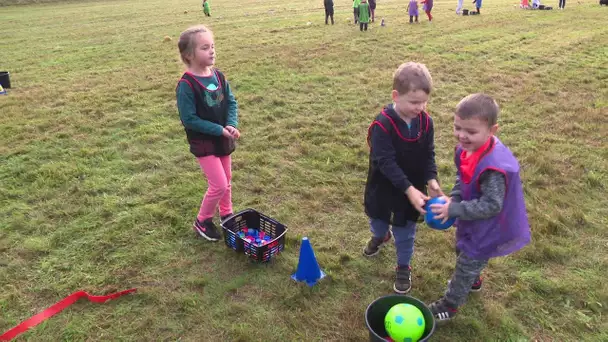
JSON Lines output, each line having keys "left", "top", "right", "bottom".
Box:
{"left": 429, "top": 299, "right": 458, "bottom": 321}
{"left": 393, "top": 265, "right": 412, "bottom": 294}
{"left": 363, "top": 230, "right": 393, "bottom": 257}
{"left": 193, "top": 218, "right": 221, "bottom": 241}
{"left": 470, "top": 277, "right": 483, "bottom": 292}
{"left": 447, "top": 276, "right": 483, "bottom": 292}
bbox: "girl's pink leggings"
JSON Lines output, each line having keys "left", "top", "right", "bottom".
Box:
{"left": 196, "top": 155, "right": 233, "bottom": 221}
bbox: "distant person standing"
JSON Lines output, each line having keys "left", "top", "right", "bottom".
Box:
{"left": 354, "top": 0, "right": 361, "bottom": 24}
{"left": 456, "top": 0, "right": 464, "bottom": 14}
{"left": 558, "top": 0, "right": 565, "bottom": 9}
{"left": 359, "top": 0, "right": 371, "bottom": 31}
{"left": 422, "top": 0, "right": 433, "bottom": 21}
{"left": 324, "top": 0, "right": 335, "bottom": 24}
{"left": 407, "top": 0, "right": 419, "bottom": 23}
{"left": 202, "top": 0, "right": 211, "bottom": 16}
{"left": 472, "top": 0, "right": 482, "bottom": 14}
{"left": 369, "top": 0, "right": 377, "bottom": 22}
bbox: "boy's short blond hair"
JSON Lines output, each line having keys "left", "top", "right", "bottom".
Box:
{"left": 393, "top": 62, "right": 433, "bottom": 95}
{"left": 456, "top": 93, "right": 499, "bottom": 126}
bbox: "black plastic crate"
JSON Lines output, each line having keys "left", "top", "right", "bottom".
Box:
{"left": 220, "top": 209, "right": 287, "bottom": 262}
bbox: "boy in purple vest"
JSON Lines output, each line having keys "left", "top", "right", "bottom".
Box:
{"left": 428, "top": 94, "right": 531, "bottom": 320}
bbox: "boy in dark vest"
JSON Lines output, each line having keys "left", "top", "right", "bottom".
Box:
{"left": 428, "top": 94, "right": 531, "bottom": 320}
{"left": 364, "top": 62, "right": 443, "bottom": 294}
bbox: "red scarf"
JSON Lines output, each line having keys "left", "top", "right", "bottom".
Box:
{"left": 459, "top": 137, "right": 494, "bottom": 184}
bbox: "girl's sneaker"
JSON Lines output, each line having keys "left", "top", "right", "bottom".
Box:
{"left": 363, "top": 230, "right": 393, "bottom": 257}
{"left": 429, "top": 299, "right": 458, "bottom": 321}
{"left": 193, "top": 218, "right": 221, "bottom": 241}
{"left": 220, "top": 213, "right": 233, "bottom": 222}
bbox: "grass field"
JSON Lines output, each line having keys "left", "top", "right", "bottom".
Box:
{"left": 1, "top": 0, "right": 607, "bottom": 340}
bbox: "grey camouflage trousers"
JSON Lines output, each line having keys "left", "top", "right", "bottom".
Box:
{"left": 444, "top": 249, "right": 489, "bottom": 308}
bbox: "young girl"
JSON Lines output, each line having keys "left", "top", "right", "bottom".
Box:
{"left": 421, "top": 0, "right": 433, "bottom": 21}
{"left": 176, "top": 25, "right": 240, "bottom": 241}
{"left": 407, "top": 0, "right": 419, "bottom": 23}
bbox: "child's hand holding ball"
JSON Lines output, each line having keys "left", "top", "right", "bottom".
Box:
{"left": 429, "top": 196, "right": 451, "bottom": 223}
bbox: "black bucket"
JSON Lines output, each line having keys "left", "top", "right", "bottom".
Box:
{"left": 365, "top": 295, "right": 436, "bottom": 342}
{"left": 0, "top": 71, "right": 11, "bottom": 89}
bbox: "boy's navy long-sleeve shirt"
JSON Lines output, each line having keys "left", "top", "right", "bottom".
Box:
{"left": 364, "top": 104, "right": 437, "bottom": 225}
{"left": 369, "top": 107, "right": 438, "bottom": 192}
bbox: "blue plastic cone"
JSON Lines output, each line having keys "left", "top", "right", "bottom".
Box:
{"left": 291, "top": 237, "right": 325, "bottom": 286}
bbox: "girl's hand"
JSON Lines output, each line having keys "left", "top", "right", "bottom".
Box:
{"left": 226, "top": 126, "right": 241, "bottom": 139}
{"left": 430, "top": 196, "right": 451, "bottom": 223}
{"left": 222, "top": 128, "right": 233, "bottom": 138}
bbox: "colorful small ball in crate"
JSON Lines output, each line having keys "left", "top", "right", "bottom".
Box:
{"left": 261, "top": 236, "right": 271, "bottom": 246}
{"left": 384, "top": 303, "right": 426, "bottom": 342}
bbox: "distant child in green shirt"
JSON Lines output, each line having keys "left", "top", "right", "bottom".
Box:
{"left": 203, "top": 0, "right": 211, "bottom": 16}
{"left": 353, "top": 0, "right": 361, "bottom": 24}
{"left": 359, "top": 0, "right": 371, "bottom": 31}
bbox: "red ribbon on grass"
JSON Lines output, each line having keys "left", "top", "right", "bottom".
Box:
{"left": 1, "top": 288, "right": 137, "bottom": 341}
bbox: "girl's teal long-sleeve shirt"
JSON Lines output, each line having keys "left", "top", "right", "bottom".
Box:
{"left": 176, "top": 72, "right": 238, "bottom": 136}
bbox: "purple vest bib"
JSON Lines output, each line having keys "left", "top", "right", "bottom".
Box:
{"left": 455, "top": 138, "right": 531, "bottom": 259}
